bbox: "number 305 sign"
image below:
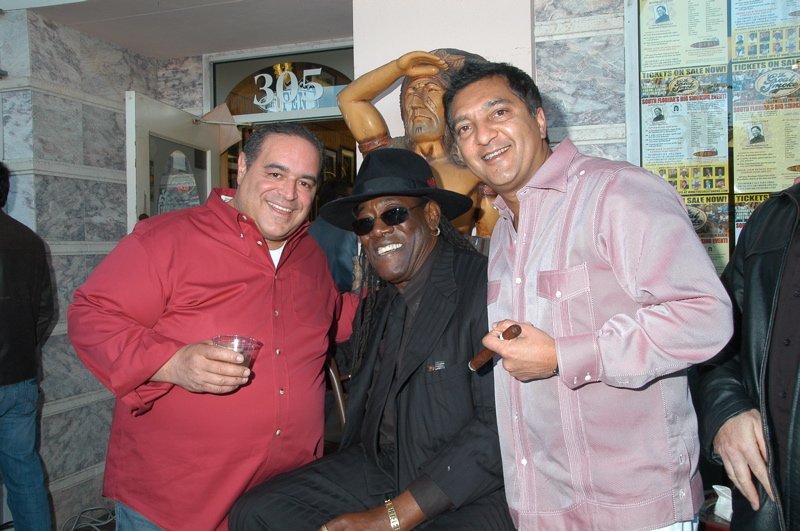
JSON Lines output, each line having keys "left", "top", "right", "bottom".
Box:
{"left": 253, "top": 68, "right": 325, "bottom": 113}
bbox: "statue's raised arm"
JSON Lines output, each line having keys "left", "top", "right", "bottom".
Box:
{"left": 337, "top": 49, "right": 499, "bottom": 237}
{"left": 337, "top": 51, "right": 448, "bottom": 148}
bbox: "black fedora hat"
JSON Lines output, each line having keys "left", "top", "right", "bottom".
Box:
{"left": 320, "top": 148, "right": 473, "bottom": 231}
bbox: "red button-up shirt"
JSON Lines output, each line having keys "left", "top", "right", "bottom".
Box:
{"left": 68, "top": 189, "right": 357, "bottom": 530}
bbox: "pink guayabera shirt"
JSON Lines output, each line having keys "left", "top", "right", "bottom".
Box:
{"left": 487, "top": 139, "right": 732, "bottom": 530}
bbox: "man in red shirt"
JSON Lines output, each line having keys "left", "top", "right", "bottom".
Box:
{"left": 68, "top": 123, "right": 357, "bottom": 531}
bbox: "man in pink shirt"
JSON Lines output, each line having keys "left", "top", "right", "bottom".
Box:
{"left": 68, "top": 123, "right": 357, "bottom": 530}
{"left": 444, "top": 61, "right": 732, "bottom": 530}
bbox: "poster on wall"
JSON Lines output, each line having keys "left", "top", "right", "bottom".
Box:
{"left": 685, "top": 194, "right": 730, "bottom": 274}
{"left": 731, "top": 58, "right": 800, "bottom": 192}
{"left": 734, "top": 192, "right": 772, "bottom": 242}
{"left": 639, "top": 0, "right": 729, "bottom": 71}
{"left": 730, "top": 0, "right": 800, "bottom": 62}
{"left": 640, "top": 65, "right": 730, "bottom": 193}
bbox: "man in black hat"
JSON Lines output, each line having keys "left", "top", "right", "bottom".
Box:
{"left": 230, "top": 148, "right": 514, "bottom": 531}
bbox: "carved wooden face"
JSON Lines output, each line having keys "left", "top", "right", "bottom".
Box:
{"left": 402, "top": 76, "right": 447, "bottom": 143}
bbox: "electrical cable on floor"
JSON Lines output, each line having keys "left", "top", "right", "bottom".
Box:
{"left": 60, "top": 507, "right": 115, "bottom": 531}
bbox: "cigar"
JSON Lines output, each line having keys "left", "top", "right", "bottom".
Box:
{"left": 468, "top": 324, "right": 522, "bottom": 371}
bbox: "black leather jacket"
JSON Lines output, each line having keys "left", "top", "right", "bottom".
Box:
{"left": 699, "top": 183, "right": 800, "bottom": 531}
{"left": 0, "top": 211, "right": 54, "bottom": 386}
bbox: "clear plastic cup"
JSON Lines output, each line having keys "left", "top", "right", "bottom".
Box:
{"left": 212, "top": 335, "right": 262, "bottom": 368}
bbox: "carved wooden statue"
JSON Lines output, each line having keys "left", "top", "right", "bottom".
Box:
{"left": 337, "top": 49, "right": 499, "bottom": 237}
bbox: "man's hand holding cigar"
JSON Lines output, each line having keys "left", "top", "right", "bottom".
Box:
{"left": 482, "top": 320, "right": 559, "bottom": 382}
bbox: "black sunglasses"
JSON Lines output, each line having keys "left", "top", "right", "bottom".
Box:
{"left": 352, "top": 201, "right": 425, "bottom": 236}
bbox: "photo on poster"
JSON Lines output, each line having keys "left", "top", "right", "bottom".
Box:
{"left": 748, "top": 124, "right": 766, "bottom": 144}
{"left": 654, "top": 4, "right": 671, "bottom": 24}
{"left": 684, "top": 194, "right": 730, "bottom": 274}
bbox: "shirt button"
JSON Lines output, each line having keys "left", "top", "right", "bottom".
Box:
{"left": 279, "top": 389, "right": 285, "bottom": 394}
{"left": 276, "top": 349, "right": 281, "bottom": 355}
{"left": 555, "top": 290, "right": 562, "bottom": 298}
{"left": 584, "top": 372, "right": 591, "bottom": 381}
{"left": 679, "top": 489, "right": 685, "bottom": 498}
{"left": 780, "top": 391, "right": 787, "bottom": 399}
{"left": 274, "top": 310, "right": 279, "bottom": 316}
{"left": 257, "top": 241, "right": 263, "bottom": 246}
{"left": 784, "top": 339, "right": 791, "bottom": 346}
{"left": 515, "top": 413, "right": 519, "bottom": 421}
{"left": 516, "top": 278, "right": 522, "bottom": 284}
{"left": 579, "top": 170, "right": 585, "bottom": 176}
{"left": 242, "top": 215, "right": 248, "bottom": 221}
{"left": 274, "top": 275, "right": 278, "bottom": 279}
{"left": 521, "top": 458, "right": 527, "bottom": 466}
{"left": 275, "top": 430, "right": 281, "bottom": 436}
{"left": 794, "top": 289, "right": 800, "bottom": 297}
{"left": 240, "top": 234, "right": 244, "bottom": 238}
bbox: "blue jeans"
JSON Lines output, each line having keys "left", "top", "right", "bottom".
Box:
{"left": 0, "top": 379, "right": 52, "bottom": 531}
{"left": 114, "top": 502, "right": 165, "bottom": 531}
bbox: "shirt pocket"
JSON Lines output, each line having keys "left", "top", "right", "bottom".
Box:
{"left": 289, "top": 268, "right": 336, "bottom": 329}
{"left": 537, "top": 263, "right": 593, "bottom": 337}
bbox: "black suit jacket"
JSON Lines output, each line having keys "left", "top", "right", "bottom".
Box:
{"left": 339, "top": 241, "right": 503, "bottom": 509}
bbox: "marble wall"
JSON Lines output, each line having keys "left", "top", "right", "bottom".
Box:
{"left": 0, "top": 9, "right": 203, "bottom": 527}
{"left": 534, "top": 0, "right": 629, "bottom": 160}
{"left": 159, "top": 56, "right": 204, "bottom": 115}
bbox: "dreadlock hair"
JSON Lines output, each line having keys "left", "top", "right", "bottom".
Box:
{"left": 347, "top": 203, "right": 481, "bottom": 375}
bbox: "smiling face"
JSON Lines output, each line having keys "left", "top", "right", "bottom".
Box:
{"left": 403, "top": 76, "right": 447, "bottom": 143}
{"left": 356, "top": 196, "right": 440, "bottom": 290}
{"left": 450, "top": 76, "right": 551, "bottom": 203}
{"left": 231, "top": 134, "right": 319, "bottom": 249}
